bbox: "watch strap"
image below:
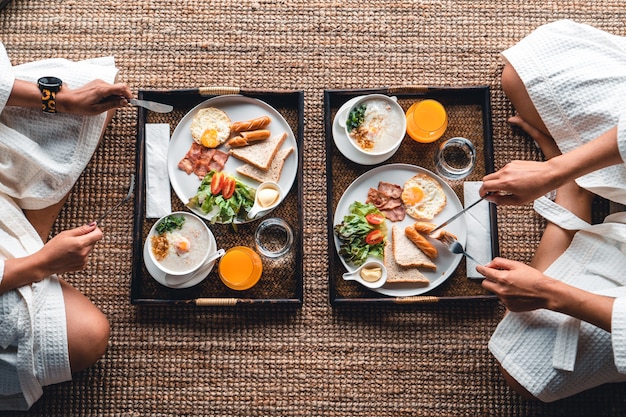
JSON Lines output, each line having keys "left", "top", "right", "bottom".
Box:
{"left": 37, "top": 77, "right": 62, "bottom": 113}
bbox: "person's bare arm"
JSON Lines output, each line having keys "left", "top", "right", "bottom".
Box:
{"left": 7, "top": 78, "right": 132, "bottom": 115}
{"left": 0, "top": 223, "right": 103, "bottom": 294}
{"left": 481, "top": 127, "right": 623, "bottom": 205}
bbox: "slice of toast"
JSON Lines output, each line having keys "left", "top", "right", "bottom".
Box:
{"left": 236, "top": 147, "right": 294, "bottom": 183}
{"left": 392, "top": 225, "right": 437, "bottom": 270}
{"left": 383, "top": 241, "right": 430, "bottom": 286}
{"left": 229, "top": 132, "right": 287, "bottom": 171}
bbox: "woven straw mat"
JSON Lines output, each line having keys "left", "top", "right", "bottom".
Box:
{"left": 1, "top": 1, "right": 626, "bottom": 416}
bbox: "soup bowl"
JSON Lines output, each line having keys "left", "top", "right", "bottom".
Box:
{"left": 340, "top": 94, "right": 406, "bottom": 157}
{"left": 147, "top": 211, "right": 213, "bottom": 277}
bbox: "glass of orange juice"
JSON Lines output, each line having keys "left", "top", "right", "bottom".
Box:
{"left": 405, "top": 99, "right": 448, "bottom": 143}
{"left": 218, "top": 246, "right": 263, "bottom": 290}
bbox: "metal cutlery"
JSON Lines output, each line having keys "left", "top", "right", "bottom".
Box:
{"left": 128, "top": 98, "right": 173, "bottom": 113}
{"left": 429, "top": 196, "right": 486, "bottom": 235}
{"left": 95, "top": 174, "right": 135, "bottom": 225}
{"left": 437, "top": 233, "right": 483, "bottom": 266}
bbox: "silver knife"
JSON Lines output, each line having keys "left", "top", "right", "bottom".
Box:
{"left": 128, "top": 98, "right": 173, "bottom": 113}
{"left": 429, "top": 196, "right": 486, "bottom": 235}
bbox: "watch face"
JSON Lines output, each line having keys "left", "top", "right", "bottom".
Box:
{"left": 38, "top": 76, "right": 62, "bottom": 89}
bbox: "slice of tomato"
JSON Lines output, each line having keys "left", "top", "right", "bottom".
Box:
{"left": 365, "top": 229, "right": 384, "bottom": 245}
{"left": 210, "top": 172, "right": 224, "bottom": 195}
{"left": 221, "top": 177, "right": 236, "bottom": 199}
{"left": 365, "top": 213, "right": 385, "bottom": 225}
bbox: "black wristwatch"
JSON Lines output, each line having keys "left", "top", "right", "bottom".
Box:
{"left": 37, "top": 76, "right": 62, "bottom": 113}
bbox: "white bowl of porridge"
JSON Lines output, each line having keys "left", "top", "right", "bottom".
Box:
{"left": 342, "top": 94, "right": 406, "bottom": 157}
{"left": 147, "top": 211, "right": 213, "bottom": 276}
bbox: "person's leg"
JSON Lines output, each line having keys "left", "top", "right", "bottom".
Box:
{"left": 501, "top": 63, "right": 551, "bottom": 138}
{"left": 59, "top": 279, "right": 110, "bottom": 373}
{"left": 22, "top": 108, "right": 116, "bottom": 242}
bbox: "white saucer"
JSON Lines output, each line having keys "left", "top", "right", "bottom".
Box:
{"left": 143, "top": 231, "right": 218, "bottom": 289}
{"left": 332, "top": 96, "right": 400, "bottom": 165}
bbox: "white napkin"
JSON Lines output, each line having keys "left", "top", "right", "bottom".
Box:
{"left": 463, "top": 181, "right": 492, "bottom": 278}
{"left": 145, "top": 123, "right": 172, "bottom": 218}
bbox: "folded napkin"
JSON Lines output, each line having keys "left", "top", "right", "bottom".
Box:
{"left": 145, "top": 123, "right": 172, "bottom": 218}
{"left": 463, "top": 181, "right": 492, "bottom": 278}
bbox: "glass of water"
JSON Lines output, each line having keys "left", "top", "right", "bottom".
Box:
{"left": 434, "top": 137, "right": 476, "bottom": 180}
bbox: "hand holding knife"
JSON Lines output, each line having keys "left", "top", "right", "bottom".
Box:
{"left": 429, "top": 192, "right": 498, "bottom": 235}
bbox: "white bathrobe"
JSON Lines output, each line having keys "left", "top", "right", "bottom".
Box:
{"left": 489, "top": 20, "right": 626, "bottom": 402}
{"left": 0, "top": 43, "right": 118, "bottom": 410}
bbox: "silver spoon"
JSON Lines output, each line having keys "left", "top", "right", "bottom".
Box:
{"left": 95, "top": 174, "right": 135, "bottom": 225}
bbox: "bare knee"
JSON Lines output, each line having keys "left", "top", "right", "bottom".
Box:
{"left": 61, "top": 280, "right": 110, "bottom": 373}
{"left": 501, "top": 63, "right": 522, "bottom": 99}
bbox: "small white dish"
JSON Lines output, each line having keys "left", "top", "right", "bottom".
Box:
{"left": 143, "top": 223, "right": 218, "bottom": 289}
{"left": 332, "top": 96, "right": 399, "bottom": 165}
{"left": 342, "top": 260, "right": 388, "bottom": 289}
{"left": 247, "top": 181, "right": 283, "bottom": 219}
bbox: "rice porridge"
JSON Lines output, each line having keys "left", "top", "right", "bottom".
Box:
{"left": 151, "top": 214, "right": 210, "bottom": 273}
{"left": 346, "top": 98, "right": 404, "bottom": 153}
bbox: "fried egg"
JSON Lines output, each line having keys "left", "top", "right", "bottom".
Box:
{"left": 167, "top": 231, "right": 191, "bottom": 258}
{"left": 190, "top": 107, "right": 232, "bottom": 148}
{"left": 401, "top": 173, "right": 446, "bottom": 220}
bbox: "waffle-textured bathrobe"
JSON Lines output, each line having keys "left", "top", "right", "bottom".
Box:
{"left": 489, "top": 20, "right": 626, "bottom": 402}
{"left": 0, "top": 44, "right": 118, "bottom": 410}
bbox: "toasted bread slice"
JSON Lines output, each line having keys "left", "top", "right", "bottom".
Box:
{"left": 236, "top": 147, "right": 294, "bottom": 183}
{"left": 392, "top": 225, "right": 436, "bottom": 270}
{"left": 229, "top": 132, "right": 287, "bottom": 170}
{"left": 383, "top": 241, "right": 430, "bottom": 286}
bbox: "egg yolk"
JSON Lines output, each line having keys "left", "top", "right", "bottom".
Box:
{"left": 200, "top": 128, "right": 219, "bottom": 148}
{"left": 404, "top": 186, "right": 425, "bottom": 205}
{"left": 175, "top": 237, "right": 190, "bottom": 255}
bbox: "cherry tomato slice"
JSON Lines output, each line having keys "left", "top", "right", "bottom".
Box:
{"left": 221, "top": 177, "right": 236, "bottom": 199}
{"left": 210, "top": 172, "right": 224, "bottom": 195}
{"left": 365, "top": 213, "right": 385, "bottom": 225}
{"left": 365, "top": 229, "right": 384, "bottom": 245}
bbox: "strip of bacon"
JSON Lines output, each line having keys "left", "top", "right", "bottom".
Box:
{"left": 178, "top": 143, "right": 229, "bottom": 179}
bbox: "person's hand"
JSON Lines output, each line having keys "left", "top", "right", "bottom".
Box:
{"left": 36, "top": 223, "right": 103, "bottom": 276}
{"left": 56, "top": 79, "right": 132, "bottom": 115}
{"left": 480, "top": 159, "right": 560, "bottom": 205}
{"left": 477, "top": 257, "right": 556, "bottom": 312}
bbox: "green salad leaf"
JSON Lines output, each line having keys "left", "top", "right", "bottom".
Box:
{"left": 334, "top": 201, "right": 387, "bottom": 266}
{"left": 187, "top": 170, "right": 256, "bottom": 224}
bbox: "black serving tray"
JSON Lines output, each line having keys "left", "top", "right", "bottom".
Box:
{"left": 325, "top": 86, "right": 499, "bottom": 305}
{"left": 131, "top": 88, "right": 304, "bottom": 306}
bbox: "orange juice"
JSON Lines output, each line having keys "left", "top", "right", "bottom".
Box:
{"left": 218, "top": 246, "right": 262, "bottom": 290}
{"left": 406, "top": 99, "right": 448, "bottom": 143}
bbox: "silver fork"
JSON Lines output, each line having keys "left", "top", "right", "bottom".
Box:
{"left": 438, "top": 233, "right": 482, "bottom": 265}
{"left": 95, "top": 174, "right": 135, "bottom": 225}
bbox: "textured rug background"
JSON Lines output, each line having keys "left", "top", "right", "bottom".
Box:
{"left": 2, "top": 1, "right": 626, "bottom": 416}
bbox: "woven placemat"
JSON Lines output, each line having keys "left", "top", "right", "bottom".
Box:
{"left": 2, "top": 1, "right": 626, "bottom": 416}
